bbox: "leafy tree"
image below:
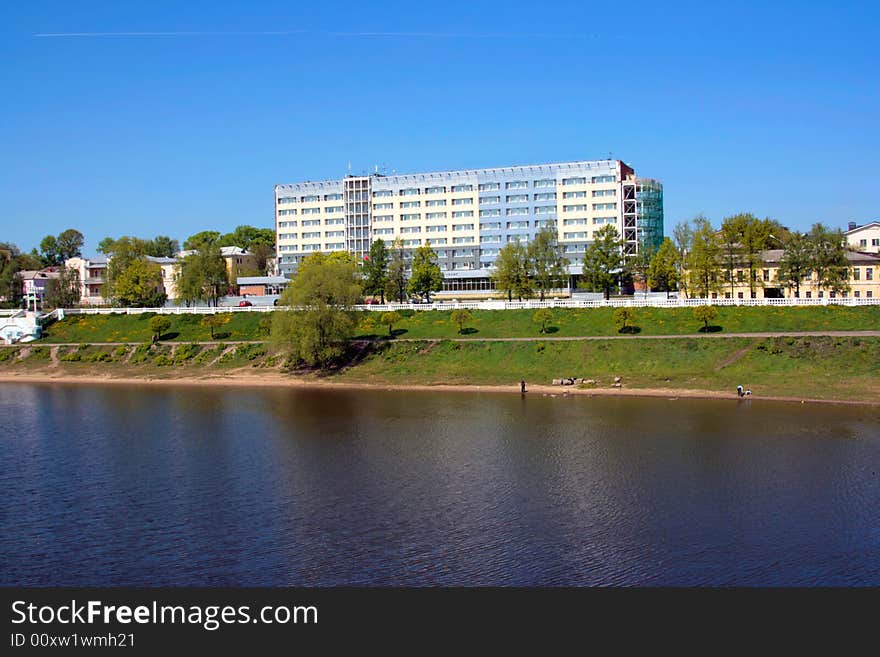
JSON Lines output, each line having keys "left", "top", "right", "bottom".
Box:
{"left": 271, "top": 252, "right": 363, "bottom": 367}
{"left": 719, "top": 213, "right": 772, "bottom": 296}
{"left": 176, "top": 243, "right": 229, "bottom": 306}
{"left": 613, "top": 307, "right": 636, "bottom": 333}
{"left": 39, "top": 235, "right": 59, "bottom": 266}
{"left": 258, "top": 315, "right": 273, "bottom": 337}
{"left": 808, "top": 223, "right": 850, "bottom": 294}
{"left": 147, "top": 235, "right": 180, "bottom": 258}
{"left": 719, "top": 216, "right": 745, "bottom": 297}
{"left": 693, "top": 305, "right": 717, "bottom": 332}
{"left": 687, "top": 217, "right": 722, "bottom": 298}
{"left": 247, "top": 241, "right": 275, "bottom": 276}
{"left": 528, "top": 226, "right": 567, "bottom": 301}
{"left": 183, "top": 230, "right": 221, "bottom": 250}
{"left": 450, "top": 308, "right": 472, "bottom": 334}
{"left": 112, "top": 258, "right": 166, "bottom": 307}
{"left": 408, "top": 244, "right": 442, "bottom": 303}
{"left": 217, "top": 225, "right": 275, "bottom": 250}
{"left": 44, "top": 265, "right": 81, "bottom": 308}
{"left": 364, "top": 238, "right": 389, "bottom": 303}
{"left": 149, "top": 315, "right": 172, "bottom": 343}
{"left": 581, "top": 225, "right": 625, "bottom": 300}
{"left": 776, "top": 232, "right": 812, "bottom": 298}
{"left": 533, "top": 308, "right": 553, "bottom": 334}
{"left": 629, "top": 241, "right": 655, "bottom": 298}
{"left": 97, "top": 236, "right": 117, "bottom": 254}
{"left": 55, "top": 229, "right": 84, "bottom": 262}
{"left": 201, "top": 314, "right": 227, "bottom": 339}
{"left": 647, "top": 237, "right": 680, "bottom": 297}
{"left": 385, "top": 238, "right": 408, "bottom": 303}
{"left": 672, "top": 220, "right": 694, "bottom": 298}
{"left": 0, "top": 243, "right": 41, "bottom": 307}
{"left": 379, "top": 311, "right": 401, "bottom": 336}
{"left": 492, "top": 240, "right": 533, "bottom": 301}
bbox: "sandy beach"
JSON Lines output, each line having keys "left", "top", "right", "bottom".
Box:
{"left": 1, "top": 371, "right": 876, "bottom": 407}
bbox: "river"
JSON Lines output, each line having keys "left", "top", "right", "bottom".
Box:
{"left": 1, "top": 383, "right": 878, "bottom": 585}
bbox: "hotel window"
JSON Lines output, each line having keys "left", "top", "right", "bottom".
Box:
{"left": 373, "top": 202, "right": 393, "bottom": 210}
{"left": 401, "top": 213, "right": 421, "bottom": 221}
{"left": 302, "top": 231, "right": 321, "bottom": 239}
{"left": 534, "top": 193, "right": 556, "bottom": 201}
{"left": 302, "top": 219, "right": 321, "bottom": 226}
{"left": 480, "top": 235, "right": 501, "bottom": 243}
{"left": 592, "top": 189, "right": 617, "bottom": 197}
{"left": 506, "top": 207, "right": 528, "bottom": 216}
{"left": 480, "top": 209, "right": 501, "bottom": 217}
{"left": 426, "top": 225, "right": 446, "bottom": 232}
{"left": 325, "top": 242, "right": 345, "bottom": 250}
{"left": 324, "top": 193, "right": 343, "bottom": 201}
{"left": 507, "top": 235, "right": 529, "bottom": 243}
{"left": 326, "top": 218, "right": 345, "bottom": 225}
{"left": 425, "top": 186, "right": 446, "bottom": 194}
{"left": 479, "top": 196, "right": 500, "bottom": 204}
{"left": 400, "top": 200, "right": 421, "bottom": 208}
{"left": 482, "top": 248, "right": 500, "bottom": 256}
{"left": 426, "top": 212, "right": 447, "bottom": 219}
{"left": 452, "top": 210, "right": 474, "bottom": 218}
{"left": 563, "top": 204, "right": 587, "bottom": 212}
{"left": 592, "top": 203, "right": 617, "bottom": 211}
{"left": 535, "top": 219, "right": 554, "bottom": 228}
{"left": 452, "top": 237, "right": 474, "bottom": 244}
{"left": 564, "top": 218, "right": 587, "bottom": 226}
{"left": 303, "top": 195, "right": 320, "bottom": 202}
{"left": 373, "top": 190, "right": 393, "bottom": 198}
{"left": 564, "top": 231, "right": 587, "bottom": 239}
{"left": 507, "top": 221, "right": 529, "bottom": 229}
{"left": 278, "top": 209, "right": 297, "bottom": 216}
{"left": 373, "top": 228, "right": 394, "bottom": 235}
{"left": 506, "top": 180, "right": 528, "bottom": 189}
{"left": 534, "top": 206, "right": 555, "bottom": 215}
{"left": 562, "top": 177, "right": 586, "bottom": 185}
{"left": 506, "top": 194, "right": 528, "bottom": 203}
{"left": 452, "top": 198, "right": 473, "bottom": 205}
{"left": 480, "top": 222, "right": 501, "bottom": 230}
{"left": 564, "top": 245, "right": 583, "bottom": 254}
{"left": 563, "top": 191, "right": 586, "bottom": 199}
{"left": 451, "top": 184, "right": 473, "bottom": 192}
{"left": 279, "top": 233, "right": 298, "bottom": 240}
{"left": 400, "top": 188, "right": 420, "bottom": 196}
{"left": 278, "top": 221, "right": 297, "bottom": 228}
{"left": 277, "top": 196, "right": 296, "bottom": 204}
{"left": 592, "top": 175, "right": 616, "bottom": 183}
{"left": 594, "top": 216, "right": 615, "bottom": 224}
{"left": 428, "top": 238, "right": 447, "bottom": 245}
{"left": 853, "top": 268, "right": 860, "bottom": 280}
{"left": 403, "top": 239, "right": 422, "bottom": 247}
{"left": 324, "top": 230, "right": 345, "bottom": 238}
{"left": 452, "top": 224, "right": 474, "bottom": 231}
{"left": 400, "top": 226, "right": 421, "bottom": 234}
{"left": 435, "top": 250, "right": 447, "bottom": 258}
{"left": 278, "top": 245, "right": 294, "bottom": 252}
{"left": 478, "top": 182, "right": 500, "bottom": 191}
{"left": 426, "top": 199, "right": 447, "bottom": 207}
{"left": 325, "top": 206, "right": 344, "bottom": 214}
{"left": 374, "top": 215, "right": 393, "bottom": 222}
{"left": 302, "top": 207, "right": 321, "bottom": 215}
{"left": 763, "top": 269, "right": 770, "bottom": 282}
{"left": 534, "top": 179, "right": 555, "bottom": 188}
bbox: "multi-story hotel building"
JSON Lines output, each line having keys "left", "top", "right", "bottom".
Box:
{"left": 274, "top": 159, "right": 663, "bottom": 293}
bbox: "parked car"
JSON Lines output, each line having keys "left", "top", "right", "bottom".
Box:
{"left": 238, "top": 299, "right": 253, "bottom": 307}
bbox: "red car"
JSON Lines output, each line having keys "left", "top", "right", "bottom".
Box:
{"left": 238, "top": 299, "right": 253, "bottom": 307}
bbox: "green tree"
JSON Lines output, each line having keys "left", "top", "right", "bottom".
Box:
{"left": 364, "top": 239, "right": 389, "bottom": 303}
{"left": 492, "top": 240, "right": 533, "bottom": 301}
{"left": 379, "top": 311, "right": 401, "bottom": 336}
{"left": 720, "top": 213, "right": 772, "bottom": 297}
{"left": 39, "top": 234, "right": 59, "bottom": 266}
{"left": 533, "top": 308, "right": 553, "bottom": 334}
{"left": 693, "top": 305, "right": 717, "bottom": 332}
{"left": 176, "top": 243, "right": 229, "bottom": 306}
{"left": 647, "top": 237, "right": 680, "bottom": 297}
{"left": 97, "top": 236, "right": 117, "bottom": 255}
{"left": 672, "top": 220, "right": 694, "bottom": 298}
{"left": 201, "top": 314, "right": 227, "bottom": 339}
{"left": 719, "top": 215, "right": 745, "bottom": 297}
{"left": 147, "top": 235, "right": 180, "bottom": 258}
{"left": 0, "top": 243, "right": 41, "bottom": 307}
{"left": 112, "top": 258, "right": 166, "bottom": 307}
{"left": 581, "top": 225, "right": 625, "bottom": 300}
{"left": 808, "top": 223, "right": 850, "bottom": 294}
{"left": 55, "top": 229, "right": 84, "bottom": 262}
{"left": 629, "top": 241, "right": 656, "bottom": 298}
{"left": 613, "top": 307, "right": 636, "bottom": 333}
{"left": 450, "top": 308, "right": 472, "bottom": 334}
{"left": 385, "top": 238, "right": 408, "bottom": 303}
{"left": 528, "top": 226, "right": 567, "bottom": 301}
{"left": 183, "top": 230, "right": 221, "bottom": 250}
{"left": 258, "top": 314, "right": 273, "bottom": 337}
{"left": 687, "top": 217, "right": 722, "bottom": 298}
{"left": 776, "top": 232, "right": 812, "bottom": 298}
{"left": 149, "top": 315, "right": 171, "bottom": 343}
{"left": 408, "top": 244, "right": 443, "bottom": 303}
{"left": 271, "top": 252, "right": 363, "bottom": 367}
{"left": 44, "top": 265, "right": 81, "bottom": 308}
{"left": 217, "top": 225, "right": 275, "bottom": 250}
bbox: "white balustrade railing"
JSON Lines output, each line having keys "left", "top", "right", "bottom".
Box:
{"left": 54, "top": 296, "right": 880, "bottom": 316}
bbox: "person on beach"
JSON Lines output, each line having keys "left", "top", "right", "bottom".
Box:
{"left": 737, "top": 385, "right": 744, "bottom": 397}
{"left": 520, "top": 380, "right": 527, "bottom": 394}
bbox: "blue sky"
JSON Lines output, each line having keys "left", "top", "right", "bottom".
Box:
{"left": 2, "top": 0, "right": 878, "bottom": 254}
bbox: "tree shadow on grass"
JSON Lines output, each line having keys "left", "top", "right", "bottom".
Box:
{"left": 542, "top": 326, "right": 559, "bottom": 334}
{"left": 698, "top": 325, "right": 723, "bottom": 333}
{"left": 391, "top": 328, "right": 408, "bottom": 337}
{"left": 163, "top": 331, "right": 180, "bottom": 341}
{"left": 459, "top": 327, "right": 479, "bottom": 335}
{"left": 618, "top": 325, "right": 642, "bottom": 334}
{"left": 213, "top": 331, "right": 231, "bottom": 340}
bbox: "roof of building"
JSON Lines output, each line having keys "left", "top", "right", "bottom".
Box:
{"left": 845, "top": 220, "right": 880, "bottom": 234}
{"left": 17, "top": 269, "right": 60, "bottom": 281}
{"left": 236, "top": 276, "right": 289, "bottom": 285}
{"left": 176, "top": 246, "right": 250, "bottom": 258}
{"left": 146, "top": 255, "right": 178, "bottom": 265}
{"left": 761, "top": 248, "right": 880, "bottom": 264}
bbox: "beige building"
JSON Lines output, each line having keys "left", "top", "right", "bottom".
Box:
{"left": 845, "top": 221, "right": 880, "bottom": 254}
{"left": 65, "top": 255, "right": 179, "bottom": 305}
{"left": 704, "top": 249, "right": 879, "bottom": 300}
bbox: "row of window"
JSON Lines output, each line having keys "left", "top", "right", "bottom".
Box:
{"left": 563, "top": 203, "right": 618, "bottom": 212}
{"left": 278, "top": 193, "right": 344, "bottom": 204}
{"left": 368, "top": 176, "right": 616, "bottom": 197}
{"left": 856, "top": 239, "right": 880, "bottom": 247}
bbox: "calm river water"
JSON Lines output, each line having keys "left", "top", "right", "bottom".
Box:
{"left": 1, "top": 382, "right": 878, "bottom": 586}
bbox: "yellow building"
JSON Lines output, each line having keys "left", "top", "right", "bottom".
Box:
{"left": 845, "top": 221, "right": 880, "bottom": 254}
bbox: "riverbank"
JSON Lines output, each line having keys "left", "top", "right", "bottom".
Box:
{"left": 1, "top": 371, "right": 877, "bottom": 406}
{"left": 2, "top": 335, "right": 877, "bottom": 405}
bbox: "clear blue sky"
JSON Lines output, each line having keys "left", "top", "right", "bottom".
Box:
{"left": 2, "top": 0, "right": 878, "bottom": 255}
